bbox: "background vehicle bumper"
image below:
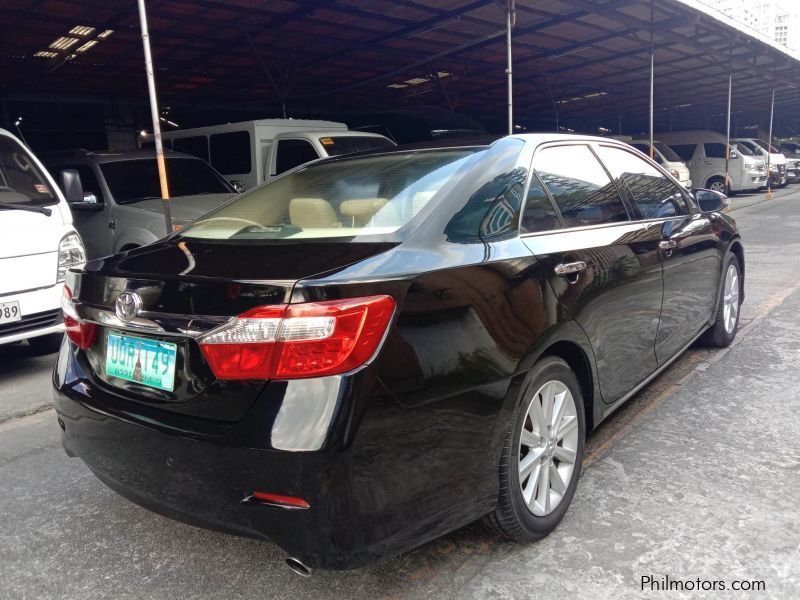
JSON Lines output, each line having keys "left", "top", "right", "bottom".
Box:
{"left": 0, "top": 283, "right": 63, "bottom": 345}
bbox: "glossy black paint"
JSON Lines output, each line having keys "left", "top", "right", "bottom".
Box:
{"left": 53, "top": 135, "right": 744, "bottom": 569}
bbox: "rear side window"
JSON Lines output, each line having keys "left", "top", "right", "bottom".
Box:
{"left": 520, "top": 174, "right": 561, "bottom": 233}
{"left": 669, "top": 144, "right": 697, "bottom": 161}
{"left": 210, "top": 131, "right": 251, "bottom": 175}
{"left": 704, "top": 143, "right": 727, "bottom": 159}
{"left": 534, "top": 145, "right": 629, "bottom": 228}
{"left": 595, "top": 146, "right": 689, "bottom": 219}
{"left": 173, "top": 136, "right": 209, "bottom": 163}
{"left": 275, "top": 139, "right": 320, "bottom": 175}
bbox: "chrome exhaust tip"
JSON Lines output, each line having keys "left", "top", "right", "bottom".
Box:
{"left": 285, "top": 557, "right": 312, "bottom": 577}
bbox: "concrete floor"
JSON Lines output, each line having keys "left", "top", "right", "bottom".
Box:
{"left": 1, "top": 188, "right": 799, "bottom": 599}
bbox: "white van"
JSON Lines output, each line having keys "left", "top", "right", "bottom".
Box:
{"left": 657, "top": 130, "right": 766, "bottom": 194}
{"left": 628, "top": 140, "right": 692, "bottom": 189}
{"left": 0, "top": 129, "right": 86, "bottom": 354}
{"left": 159, "top": 119, "right": 395, "bottom": 190}
{"left": 732, "top": 138, "right": 787, "bottom": 187}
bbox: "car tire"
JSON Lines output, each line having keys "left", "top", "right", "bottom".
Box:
{"left": 706, "top": 177, "right": 727, "bottom": 195}
{"left": 700, "top": 253, "right": 741, "bottom": 347}
{"left": 28, "top": 333, "right": 63, "bottom": 355}
{"left": 483, "top": 356, "right": 585, "bottom": 541}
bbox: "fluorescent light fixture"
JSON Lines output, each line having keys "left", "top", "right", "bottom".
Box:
{"left": 436, "top": 71, "right": 451, "bottom": 78}
{"left": 97, "top": 29, "right": 114, "bottom": 38}
{"left": 34, "top": 50, "right": 59, "bottom": 58}
{"left": 387, "top": 83, "right": 408, "bottom": 89}
{"left": 584, "top": 91, "right": 607, "bottom": 98}
{"left": 69, "top": 25, "right": 96, "bottom": 36}
{"left": 404, "top": 77, "right": 429, "bottom": 85}
{"left": 49, "top": 37, "right": 79, "bottom": 50}
{"left": 76, "top": 40, "right": 99, "bottom": 53}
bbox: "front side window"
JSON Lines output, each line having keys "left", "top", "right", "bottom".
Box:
{"left": 595, "top": 146, "right": 689, "bottom": 219}
{"left": 0, "top": 136, "right": 57, "bottom": 206}
{"left": 704, "top": 143, "right": 727, "bottom": 159}
{"left": 210, "top": 131, "right": 251, "bottom": 175}
{"left": 534, "top": 145, "right": 629, "bottom": 228}
{"left": 669, "top": 144, "right": 697, "bottom": 162}
{"left": 101, "top": 158, "right": 232, "bottom": 204}
{"left": 275, "top": 139, "right": 320, "bottom": 175}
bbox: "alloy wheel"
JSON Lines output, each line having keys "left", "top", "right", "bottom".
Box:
{"left": 518, "top": 380, "right": 579, "bottom": 517}
{"left": 722, "top": 263, "right": 740, "bottom": 334}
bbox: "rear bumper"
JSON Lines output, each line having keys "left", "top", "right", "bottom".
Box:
{"left": 53, "top": 342, "right": 505, "bottom": 569}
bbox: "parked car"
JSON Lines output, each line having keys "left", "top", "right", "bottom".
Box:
{"left": 779, "top": 141, "right": 800, "bottom": 182}
{"left": 159, "top": 119, "right": 396, "bottom": 191}
{"left": 54, "top": 134, "right": 744, "bottom": 571}
{"left": 628, "top": 139, "right": 692, "bottom": 189}
{"left": 0, "top": 128, "right": 85, "bottom": 354}
{"left": 732, "top": 138, "right": 787, "bottom": 187}
{"left": 43, "top": 149, "right": 236, "bottom": 259}
{"left": 657, "top": 130, "right": 766, "bottom": 194}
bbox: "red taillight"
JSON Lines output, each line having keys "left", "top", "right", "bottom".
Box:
{"left": 62, "top": 286, "right": 96, "bottom": 350}
{"left": 198, "top": 295, "right": 395, "bottom": 380}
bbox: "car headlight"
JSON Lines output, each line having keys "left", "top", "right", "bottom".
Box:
{"left": 744, "top": 161, "right": 754, "bottom": 170}
{"left": 57, "top": 232, "right": 87, "bottom": 283}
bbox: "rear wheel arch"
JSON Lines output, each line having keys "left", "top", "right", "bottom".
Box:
{"left": 536, "top": 340, "right": 595, "bottom": 432}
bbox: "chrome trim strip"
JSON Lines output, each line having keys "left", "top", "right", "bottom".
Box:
{"left": 75, "top": 303, "right": 233, "bottom": 338}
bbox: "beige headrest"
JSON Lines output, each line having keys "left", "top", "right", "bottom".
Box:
{"left": 289, "top": 197, "right": 340, "bottom": 228}
{"left": 340, "top": 198, "right": 388, "bottom": 226}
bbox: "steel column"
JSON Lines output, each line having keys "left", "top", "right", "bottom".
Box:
{"left": 137, "top": 0, "right": 172, "bottom": 235}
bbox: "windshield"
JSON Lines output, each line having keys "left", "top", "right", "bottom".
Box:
{"left": 0, "top": 135, "right": 58, "bottom": 206}
{"left": 101, "top": 157, "right": 232, "bottom": 204}
{"left": 782, "top": 143, "right": 800, "bottom": 154}
{"left": 320, "top": 136, "right": 395, "bottom": 157}
{"left": 732, "top": 142, "right": 755, "bottom": 156}
{"left": 181, "top": 148, "right": 484, "bottom": 242}
{"left": 753, "top": 139, "right": 781, "bottom": 154}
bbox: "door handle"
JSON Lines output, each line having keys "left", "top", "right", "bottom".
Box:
{"left": 554, "top": 261, "right": 587, "bottom": 275}
{"left": 659, "top": 240, "right": 677, "bottom": 250}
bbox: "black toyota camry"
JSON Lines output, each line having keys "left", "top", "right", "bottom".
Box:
{"left": 54, "top": 134, "right": 744, "bottom": 571}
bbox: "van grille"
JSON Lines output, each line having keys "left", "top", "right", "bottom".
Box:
{"left": 0, "top": 309, "right": 62, "bottom": 338}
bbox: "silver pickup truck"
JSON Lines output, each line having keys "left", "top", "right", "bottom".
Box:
{"left": 43, "top": 149, "right": 236, "bottom": 259}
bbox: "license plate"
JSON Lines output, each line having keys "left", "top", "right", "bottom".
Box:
{"left": 105, "top": 331, "right": 177, "bottom": 392}
{"left": 0, "top": 301, "right": 21, "bottom": 325}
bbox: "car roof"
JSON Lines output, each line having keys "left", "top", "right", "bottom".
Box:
{"left": 40, "top": 148, "right": 199, "bottom": 164}
{"left": 325, "top": 132, "right": 639, "bottom": 162}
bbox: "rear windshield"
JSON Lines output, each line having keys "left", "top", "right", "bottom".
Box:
{"left": 180, "top": 148, "right": 486, "bottom": 242}
{"left": 320, "top": 136, "right": 395, "bottom": 157}
{"left": 0, "top": 135, "right": 58, "bottom": 206}
{"left": 101, "top": 157, "right": 232, "bottom": 204}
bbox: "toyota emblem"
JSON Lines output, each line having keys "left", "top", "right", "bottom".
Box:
{"left": 115, "top": 291, "right": 143, "bottom": 323}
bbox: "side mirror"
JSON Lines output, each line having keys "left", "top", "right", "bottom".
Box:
{"left": 60, "top": 169, "right": 84, "bottom": 203}
{"left": 729, "top": 149, "right": 739, "bottom": 159}
{"left": 695, "top": 188, "right": 728, "bottom": 213}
